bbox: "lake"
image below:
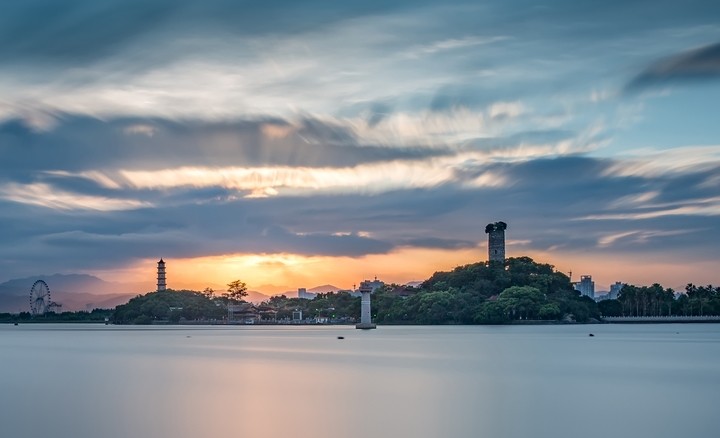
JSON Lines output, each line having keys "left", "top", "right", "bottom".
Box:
{"left": 1, "top": 323, "right": 719, "bottom": 438}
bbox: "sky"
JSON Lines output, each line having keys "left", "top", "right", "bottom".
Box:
{"left": 1, "top": 0, "right": 720, "bottom": 293}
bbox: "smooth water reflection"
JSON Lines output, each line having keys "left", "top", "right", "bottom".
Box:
{"left": 1, "top": 324, "right": 719, "bottom": 438}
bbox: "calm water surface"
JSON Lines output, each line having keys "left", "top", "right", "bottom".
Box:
{"left": 1, "top": 324, "right": 719, "bottom": 438}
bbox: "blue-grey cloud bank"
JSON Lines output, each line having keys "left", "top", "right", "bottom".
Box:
{"left": 1, "top": 0, "right": 720, "bottom": 289}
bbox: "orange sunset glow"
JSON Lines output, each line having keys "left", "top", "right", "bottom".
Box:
{"left": 88, "top": 243, "right": 720, "bottom": 297}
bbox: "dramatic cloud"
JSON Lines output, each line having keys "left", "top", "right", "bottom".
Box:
{"left": 627, "top": 42, "right": 720, "bottom": 91}
{"left": 1, "top": 0, "right": 720, "bottom": 291}
{"left": 0, "top": 182, "right": 149, "bottom": 211}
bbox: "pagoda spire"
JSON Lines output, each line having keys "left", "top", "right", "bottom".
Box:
{"left": 157, "top": 259, "right": 167, "bottom": 291}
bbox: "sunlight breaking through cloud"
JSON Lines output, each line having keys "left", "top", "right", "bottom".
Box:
{"left": 0, "top": 183, "right": 150, "bottom": 211}
{"left": 116, "top": 159, "right": 508, "bottom": 195}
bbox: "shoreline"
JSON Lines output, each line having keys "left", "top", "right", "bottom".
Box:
{"left": 6, "top": 317, "right": 720, "bottom": 326}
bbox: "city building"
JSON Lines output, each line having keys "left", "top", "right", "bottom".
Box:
{"left": 485, "top": 221, "right": 507, "bottom": 263}
{"left": 609, "top": 282, "right": 623, "bottom": 300}
{"left": 594, "top": 291, "right": 609, "bottom": 301}
{"left": 574, "top": 275, "right": 595, "bottom": 298}
{"left": 351, "top": 277, "right": 385, "bottom": 297}
{"left": 360, "top": 277, "right": 384, "bottom": 294}
{"left": 157, "top": 258, "right": 166, "bottom": 291}
{"left": 298, "top": 288, "right": 316, "bottom": 299}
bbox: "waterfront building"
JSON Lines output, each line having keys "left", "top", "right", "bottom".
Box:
{"left": 228, "top": 302, "right": 260, "bottom": 324}
{"left": 157, "top": 259, "right": 166, "bottom": 291}
{"left": 360, "top": 278, "right": 384, "bottom": 293}
{"left": 575, "top": 275, "right": 595, "bottom": 298}
{"left": 351, "top": 277, "right": 385, "bottom": 297}
{"left": 609, "top": 282, "right": 623, "bottom": 300}
{"left": 292, "top": 309, "right": 303, "bottom": 322}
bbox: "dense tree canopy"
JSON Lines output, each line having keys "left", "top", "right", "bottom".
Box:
{"left": 113, "top": 289, "right": 225, "bottom": 324}
{"left": 598, "top": 283, "right": 720, "bottom": 317}
{"left": 107, "top": 257, "right": 601, "bottom": 325}
{"left": 372, "top": 257, "right": 599, "bottom": 324}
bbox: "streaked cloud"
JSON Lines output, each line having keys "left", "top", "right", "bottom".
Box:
{"left": 405, "top": 35, "right": 510, "bottom": 58}
{"left": 0, "top": 183, "right": 149, "bottom": 211}
{"left": 606, "top": 191, "right": 660, "bottom": 209}
{"left": 488, "top": 101, "right": 525, "bottom": 120}
{"left": 604, "top": 145, "right": 720, "bottom": 177}
{"left": 579, "top": 199, "right": 720, "bottom": 221}
{"left": 597, "top": 229, "right": 697, "bottom": 247}
{"left": 627, "top": 41, "right": 720, "bottom": 91}
{"left": 1, "top": 0, "right": 720, "bottom": 291}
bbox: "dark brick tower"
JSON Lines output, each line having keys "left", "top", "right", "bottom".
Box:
{"left": 485, "top": 221, "right": 507, "bottom": 263}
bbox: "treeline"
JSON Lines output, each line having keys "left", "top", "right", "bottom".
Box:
{"left": 263, "top": 292, "right": 360, "bottom": 321}
{"left": 598, "top": 284, "right": 720, "bottom": 317}
{"left": 113, "top": 290, "right": 227, "bottom": 324}
{"left": 109, "top": 256, "right": 601, "bottom": 325}
{"left": 277, "top": 256, "right": 599, "bottom": 324}
{"left": 372, "top": 257, "right": 598, "bottom": 324}
{"left": 112, "top": 281, "right": 251, "bottom": 324}
{"left": 8, "top": 262, "right": 716, "bottom": 325}
{"left": 0, "top": 308, "right": 113, "bottom": 323}
{"left": 111, "top": 289, "right": 361, "bottom": 324}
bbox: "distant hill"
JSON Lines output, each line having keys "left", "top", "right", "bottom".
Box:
{"left": 245, "top": 290, "right": 270, "bottom": 304}
{"left": 48, "top": 292, "right": 137, "bottom": 312}
{"left": 0, "top": 274, "right": 143, "bottom": 312}
{"left": 0, "top": 274, "right": 137, "bottom": 296}
{"left": 309, "top": 284, "right": 341, "bottom": 293}
{"left": 274, "top": 284, "right": 342, "bottom": 298}
{"left": 0, "top": 274, "right": 343, "bottom": 311}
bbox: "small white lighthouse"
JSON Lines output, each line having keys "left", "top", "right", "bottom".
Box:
{"left": 157, "top": 259, "right": 167, "bottom": 291}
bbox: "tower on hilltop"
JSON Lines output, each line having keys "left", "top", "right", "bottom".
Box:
{"left": 485, "top": 221, "right": 507, "bottom": 263}
{"left": 157, "top": 259, "right": 167, "bottom": 291}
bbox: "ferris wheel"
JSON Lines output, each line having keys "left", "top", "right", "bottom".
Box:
{"left": 30, "top": 280, "right": 51, "bottom": 315}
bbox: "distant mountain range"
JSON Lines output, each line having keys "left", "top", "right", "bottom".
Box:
{"left": 0, "top": 274, "right": 143, "bottom": 313}
{"left": 219, "top": 284, "right": 343, "bottom": 303}
{"left": 0, "top": 274, "right": 138, "bottom": 296}
{"left": 0, "top": 274, "right": 345, "bottom": 312}
{"left": 244, "top": 290, "right": 271, "bottom": 303}
{"left": 275, "top": 284, "right": 344, "bottom": 299}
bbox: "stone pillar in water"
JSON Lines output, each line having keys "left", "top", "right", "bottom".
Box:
{"left": 356, "top": 289, "right": 376, "bottom": 329}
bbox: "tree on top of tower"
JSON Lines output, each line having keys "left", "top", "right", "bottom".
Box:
{"left": 485, "top": 221, "right": 508, "bottom": 233}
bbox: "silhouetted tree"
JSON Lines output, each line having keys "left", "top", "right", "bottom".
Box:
{"left": 225, "top": 280, "right": 248, "bottom": 303}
